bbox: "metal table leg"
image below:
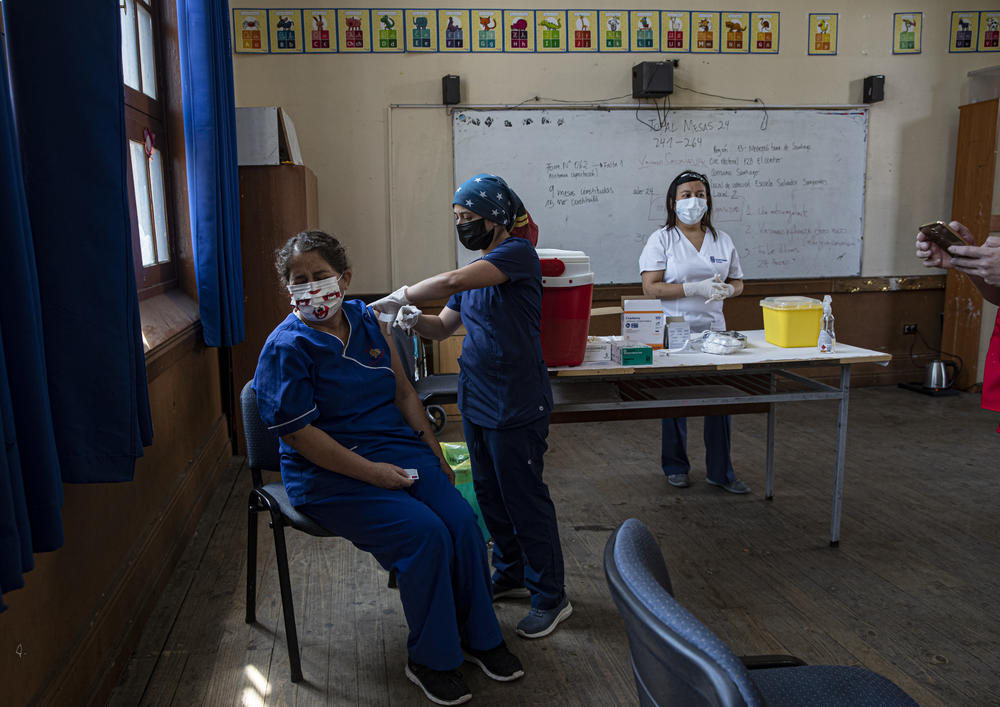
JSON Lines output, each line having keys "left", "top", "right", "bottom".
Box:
{"left": 830, "top": 364, "right": 851, "bottom": 546}
{"left": 765, "top": 371, "right": 776, "bottom": 500}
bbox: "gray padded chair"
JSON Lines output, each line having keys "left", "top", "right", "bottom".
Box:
{"left": 604, "top": 518, "right": 919, "bottom": 707}
{"left": 391, "top": 328, "right": 457, "bottom": 433}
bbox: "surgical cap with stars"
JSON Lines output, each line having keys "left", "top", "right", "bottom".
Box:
{"left": 452, "top": 173, "right": 524, "bottom": 229}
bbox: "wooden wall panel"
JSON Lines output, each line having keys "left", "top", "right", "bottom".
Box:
{"left": 0, "top": 344, "right": 231, "bottom": 707}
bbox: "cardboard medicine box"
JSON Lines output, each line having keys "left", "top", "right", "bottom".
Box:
{"left": 665, "top": 316, "right": 691, "bottom": 350}
{"left": 611, "top": 338, "right": 653, "bottom": 366}
{"left": 583, "top": 336, "right": 613, "bottom": 362}
{"left": 622, "top": 299, "right": 664, "bottom": 349}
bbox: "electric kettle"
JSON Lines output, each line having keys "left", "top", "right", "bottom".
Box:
{"left": 924, "top": 359, "right": 958, "bottom": 389}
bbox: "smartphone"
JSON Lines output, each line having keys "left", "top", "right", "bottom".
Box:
{"left": 919, "top": 221, "right": 966, "bottom": 250}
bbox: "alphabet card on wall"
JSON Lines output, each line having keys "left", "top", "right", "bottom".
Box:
{"left": 373, "top": 10, "right": 403, "bottom": 52}
{"left": 662, "top": 11, "right": 690, "bottom": 52}
{"left": 629, "top": 12, "right": 659, "bottom": 52}
{"left": 892, "top": 12, "right": 921, "bottom": 54}
{"left": 338, "top": 10, "right": 371, "bottom": 52}
{"left": 692, "top": 12, "right": 720, "bottom": 53}
{"left": 439, "top": 10, "right": 470, "bottom": 52}
{"left": 305, "top": 10, "right": 335, "bottom": 52}
{"left": 721, "top": 12, "right": 750, "bottom": 53}
{"left": 949, "top": 11, "right": 977, "bottom": 52}
{"left": 234, "top": 9, "right": 267, "bottom": 52}
{"left": 405, "top": 9, "right": 437, "bottom": 51}
{"left": 268, "top": 9, "right": 303, "bottom": 53}
{"left": 504, "top": 10, "right": 535, "bottom": 52}
{"left": 599, "top": 11, "right": 627, "bottom": 51}
{"left": 569, "top": 10, "right": 597, "bottom": 52}
{"left": 472, "top": 10, "right": 502, "bottom": 52}
{"left": 978, "top": 12, "right": 999, "bottom": 52}
{"left": 537, "top": 11, "right": 567, "bottom": 52}
{"left": 808, "top": 13, "right": 837, "bottom": 55}
{"left": 750, "top": 12, "right": 778, "bottom": 53}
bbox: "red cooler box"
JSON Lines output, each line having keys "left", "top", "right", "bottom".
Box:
{"left": 537, "top": 249, "right": 594, "bottom": 366}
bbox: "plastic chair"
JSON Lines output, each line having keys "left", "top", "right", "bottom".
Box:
{"left": 391, "top": 328, "right": 457, "bottom": 433}
{"left": 604, "top": 518, "right": 918, "bottom": 707}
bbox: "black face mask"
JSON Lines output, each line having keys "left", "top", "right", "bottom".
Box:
{"left": 457, "top": 218, "right": 494, "bottom": 251}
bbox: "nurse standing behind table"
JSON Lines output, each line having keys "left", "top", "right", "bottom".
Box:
{"left": 638, "top": 170, "right": 751, "bottom": 494}
{"left": 372, "top": 174, "right": 572, "bottom": 641}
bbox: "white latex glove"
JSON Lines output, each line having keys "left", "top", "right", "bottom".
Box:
{"left": 393, "top": 304, "right": 422, "bottom": 333}
{"left": 371, "top": 286, "right": 410, "bottom": 321}
{"left": 683, "top": 275, "right": 729, "bottom": 303}
{"left": 706, "top": 281, "right": 736, "bottom": 302}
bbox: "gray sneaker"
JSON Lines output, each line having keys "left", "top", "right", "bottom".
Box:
{"left": 705, "top": 477, "right": 751, "bottom": 494}
{"left": 667, "top": 474, "right": 690, "bottom": 488}
{"left": 515, "top": 594, "right": 573, "bottom": 639}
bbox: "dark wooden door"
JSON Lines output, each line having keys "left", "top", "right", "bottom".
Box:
{"left": 944, "top": 98, "right": 997, "bottom": 389}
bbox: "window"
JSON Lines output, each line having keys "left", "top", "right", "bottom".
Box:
{"left": 120, "top": 0, "right": 177, "bottom": 297}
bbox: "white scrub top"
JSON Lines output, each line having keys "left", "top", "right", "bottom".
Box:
{"left": 638, "top": 226, "right": 744, "bottom": 332}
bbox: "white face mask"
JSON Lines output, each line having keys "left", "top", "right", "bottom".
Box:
{"left": 288, "top": 274, "right": 343, "bottom": 322}
{"left": 675, "top": 197, "right": 708, "bottom": 226}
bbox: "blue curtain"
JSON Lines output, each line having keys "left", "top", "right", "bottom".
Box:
{"left": 178, "top": 0, "right": 245, "bottom": 347}
{"left": 0, "top": 1, "right": 153, "bottom": 611}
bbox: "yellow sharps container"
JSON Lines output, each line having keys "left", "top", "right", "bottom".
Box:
{"left": 759, "top": 296, "right": 824, "bottom": 347}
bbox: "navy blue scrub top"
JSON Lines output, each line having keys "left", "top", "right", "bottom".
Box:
{"left": 447, "top": 236, "right": 552, "bottom": 429}
{"left": 253, "top": 300, "right": 436, "bottom": 506}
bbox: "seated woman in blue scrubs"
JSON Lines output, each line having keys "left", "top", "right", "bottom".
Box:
{"left": 372, "top": 174, "right": 571, "bottom": 641}
{"left": 253, "top": 230, "right": 521, "bottom": 706}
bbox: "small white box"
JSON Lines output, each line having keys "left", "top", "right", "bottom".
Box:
{"left": 622, "top": 299, "right": 664, "bottom": 349}
{"left": 583, "top": 336, "right": 613, "bottom": 362}
{"left": 665, "top": 316, "right": 691, "bottom": 350}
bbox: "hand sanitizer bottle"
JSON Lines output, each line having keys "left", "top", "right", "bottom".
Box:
{"left": 817, "top": 295, "right": 836, "bottom": 353}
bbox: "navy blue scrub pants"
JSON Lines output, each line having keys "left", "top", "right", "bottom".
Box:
{"left": 661, "top": 415, "right": 735, "bottom": 484}
{"left": 298, "top": 463, "right": 501, "bottom": 671}
{"left": 463, "top": 415, "right": 565, "bottom": 610}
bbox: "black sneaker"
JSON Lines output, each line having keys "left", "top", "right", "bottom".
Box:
{"left": 492, "top": 578, "right": 530, "bottom": 601}
{"left": 463, "top": 640, "right": 525, "bottom": 682}
{"left": 405, "top": 659, "right": 472, "bottom": 705}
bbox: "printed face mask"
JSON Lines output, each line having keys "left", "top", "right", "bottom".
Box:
{"left": 457, "top": 218, "right": 495, "bottom": 251}
{"left": 288, "top": 274, "right": 343, "bottom": 322}
{"left": 675, "top": 197, "right": 709, "bottom": 226}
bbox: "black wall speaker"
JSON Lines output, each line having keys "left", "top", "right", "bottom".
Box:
{"left": 632, "top": 62, "right": 674, "bottom": 98}
{"left": 442, "top": 75, "right": 461, "bottom": 105}
{"left": 863, "top": 75, "right": 885, "bottom": 104}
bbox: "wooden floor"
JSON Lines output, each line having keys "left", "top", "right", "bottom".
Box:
{"left": 108, "top": 386, "right": 1000, "bottom": 707}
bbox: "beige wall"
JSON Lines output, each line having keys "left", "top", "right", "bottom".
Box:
{"left": 232, "top": 1, "right": 999, "bottom": 294}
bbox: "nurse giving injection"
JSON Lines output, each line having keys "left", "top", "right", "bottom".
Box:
{"left": 372, "top": 174, "right": 572, "bottom": 641}
{"left": 638, "top": 170, "right": 751, "bottom": 495}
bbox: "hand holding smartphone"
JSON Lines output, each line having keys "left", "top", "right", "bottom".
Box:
{"left": 919, "top": 221, "right": 967, "bottom": 251}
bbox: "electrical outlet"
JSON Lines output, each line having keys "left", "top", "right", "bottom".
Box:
{"left": 903, "top": 324, "right": 917, "bottom": 335}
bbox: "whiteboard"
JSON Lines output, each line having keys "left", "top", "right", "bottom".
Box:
{"left": 452, "top": 108, "right": 868, "bottom": 283}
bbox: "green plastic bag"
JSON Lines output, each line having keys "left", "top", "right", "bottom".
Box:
{"left": 440, "top": 442, "right": 490, "bottom": 542}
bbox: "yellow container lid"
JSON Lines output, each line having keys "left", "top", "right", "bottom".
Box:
{"left": 760, "top": 296, "right": 823, "bottom": 311}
